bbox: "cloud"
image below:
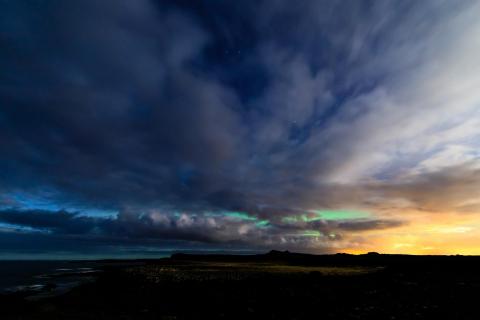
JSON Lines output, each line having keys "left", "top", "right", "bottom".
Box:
{"left": 1, "top": 0, "right": 480, "bottom": 255}
{"left": 0, "top": 0, "right": 245, "bottom": 211}
{"left": 379, "top": 163, "right": 480, "bottom": 213}
{"left": 0, "top": 209, "right": 95, "bottom": 234}
{"left": 0, "top": 208, "right": 404, "bottom": 254}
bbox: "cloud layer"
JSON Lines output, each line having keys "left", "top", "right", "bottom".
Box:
{"left": 1, "top": 0, "right": 480, "bottom": 256}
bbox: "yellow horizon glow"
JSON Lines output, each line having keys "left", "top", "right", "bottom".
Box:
{"left": 339, "top": 210, "right": 480, "bottom": 255}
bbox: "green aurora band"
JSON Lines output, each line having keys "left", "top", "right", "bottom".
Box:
{"left": 200, "top": 210, "right": 370, "bottom": 237}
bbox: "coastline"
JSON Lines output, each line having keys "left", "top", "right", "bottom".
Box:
{"left": 2, "top": 252, "right": 480, "bottom": 319}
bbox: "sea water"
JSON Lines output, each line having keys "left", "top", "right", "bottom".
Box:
{"left": 0, "top": 260, "right": 101, "bottom": 294}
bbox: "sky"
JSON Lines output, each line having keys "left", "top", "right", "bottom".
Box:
{"left": 1, "top": 0, "right": 480, "bottom": 259}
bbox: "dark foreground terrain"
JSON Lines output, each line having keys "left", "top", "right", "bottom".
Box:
{"left": 2, "top": 251, "right": 480, "bottom": 319}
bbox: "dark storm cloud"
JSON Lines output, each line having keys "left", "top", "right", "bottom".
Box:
{"left": 0, "top": 0, "right": 246, "bottom": 211}
{"left": 0, "top": 209, "right": 95, "bottom": 234}
{"left": 1, "top": 0, "right": 480, "bottom": 255}
{"left": 0, "top": 208, "right": 404, "bottom": 254}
